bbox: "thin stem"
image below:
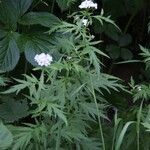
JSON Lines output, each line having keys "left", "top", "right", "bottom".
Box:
{"left": 124, "top": 11, "right": 136, "bottom": 34}
{"left": 90, "top": 76, "right": 106, "bottom": 150}
{"left": 111, "top": 128, "right": 116, "bottom": 150}
{"left": 136, "top": 100, "right": 143, "bottom": 150}
{"left": 30, "top": 0, "right": 41, "bottom": 11}
{"left": 51, "top": 0, "right": 55, "bottom": 13}
{"left": 55, "top": 123, "right": 61, "bottom": 150}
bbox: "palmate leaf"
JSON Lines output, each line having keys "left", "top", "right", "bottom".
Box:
{"left": 0, "top": 121, "right": 13, "bottom": 150}
{"left": 140, "top": 45, "right": 150, "bottom": 68}
{"left": 82, "top": 73, "right": 124, "bottom": 94}
{"left": 133, "top": 84, "right": 150, "bottom": 102}
{"left": 81, "top": 138, "right": 102, "bottom": 150}
{"left": 10, "top": 123, "right": 47, "bottom": 150}
{"left": 60, "top": 116, "right": 88, "bottom": 142}
{"left": 47, "top": 103, "right": 68, "bottom": 125}
{"left": 0, "top": 97, "right": 29, "bottom": 123}
{"left": 93, "top": 15, "right": 120, "bottom": 30}
{"left": 80, "top": 102, "right": 107, "bottom": 120}
{"left": 0, "top": 33, "right": 20, "bottom": 71}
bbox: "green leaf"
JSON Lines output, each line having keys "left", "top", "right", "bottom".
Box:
{"left": 106, "top": 45, "right": 120, "bottom": 59}
{"left": 104, "top": 24, "right": 120, "bottom": 41}
{"left": 140, "top": 45, "right": 150, "bottom": 68}
{"left": 24, "top": 39, "right": 53, "bottom": 66}
{"left": 81, "top": 138, "right": 102, "bottom": 150}
{"left": 0, "top": 30, "right": 7, "bottom": 39}
{"left": 16, "top": 0, "right": 33, "bottom": 16}
{"left": 0, "top": 33, "right": 20, "bottom": 71}
{"left": 0, "top": 75, "right": 10, "bottom": 86}
{"left": 17, "top": 34, "right": 57, "bottom": 66}
{"left": 120, "top": 48, "right": 133, "bottom": 60}
{"left": 0, "top": 121, "right": 13, "bottom": 149}
{"left": 115, "top": 121, "right": 134, "bottom": 150}
{"left": 118, "top": 34, "right": 132, "bottom": 47}
{"left": 0, "top": 0, "right": 32, "bottom": 29}
{"left": 93, "top": 15, "right": 120, "bottom": 30}
{"left": 56, "top": 0, "right": 76, "bottom": 11}
{"left": 19, "top": 12, "right": 61, "bottom": 28}
{"left": 47, "top": 103, "right": 68, "bottom": 125}
{"left": 0, "top": 97, "right": 29, "bottom": 123}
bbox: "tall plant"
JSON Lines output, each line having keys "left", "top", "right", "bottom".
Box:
{"left": 0, "top": 0, "right": 125, "bottom": 149}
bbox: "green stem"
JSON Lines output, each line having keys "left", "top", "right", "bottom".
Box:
{"left": 124, "top": 11, "right": 136, "bottom": 34}
{"left": 55, "top": 124, "right": 61, "bottom": 150}
{"left": 30, "top": 0, "right": 41, "bottom": 11}
{"left": 90, "top": 76, "right": 106, "bottom": 150}
{"left": 51, "top": 0, "right": 55, "bottom": 13}
{"left": 136, "top": 100, "right": 143, "bottom": 150}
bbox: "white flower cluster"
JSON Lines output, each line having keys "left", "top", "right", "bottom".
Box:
{"left": 79, "top": 0, "right": 98, "bottom": 9}
{"left": 82, "top": 19, "right": 88, "bottom": 26}
{"left": 34, "top": 53, "right": 53, "bottom": 67}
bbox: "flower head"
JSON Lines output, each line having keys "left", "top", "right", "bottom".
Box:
{"left": 34, "top": 53, "right": 53, "bottom": 67}
{"left": 79, "top": 0, "right": 98, "bottom": 9}
{"left": 137, "top": 86, "right": 142, "bottom": 91}
{"left": 82, "top": 19, "right": 88, "bottom": 26}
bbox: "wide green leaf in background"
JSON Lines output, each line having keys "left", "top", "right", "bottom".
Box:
{"left": 20, "top": 12, "right": 61, "bottom": 28}
{"left": 0, "top": 121, "right": 13, "bottom": 149}
{"left": 0, "top": 0, "right": 32, "bottom": 29}
{"left": 0, "top": 33, "right": 20, "bottom": 71}
{"left": 0, "top": 97, "right": 29, "bottom": 123}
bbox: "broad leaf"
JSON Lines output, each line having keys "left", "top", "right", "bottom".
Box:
{"left": 15, "top": 0, "right": 33, "bottom": 16}
{"left": 0, "top": 121, "right": 13, "bottom": 149}
{"left": 120, "top": 48, "right": 133, "bottom": 60}
{"left": 0, "top": 0, "right": 32, "bottom": 29}
{"left": 0, "top": 97, "right": 29, "bottom": 123}
{"left": 0, "top": 33, "right": 20, "bottom": 71}
{"left": 118, "top": 34, "right": 132, "bottom": 47}
{"left": 106, "top": 44, "right": 120, "bottom": 59}
{"left": 19, "top": 12, "right": 61, "bottom": 28}
{"left": 0, "top": 30, "right": 7, "bottom": 39}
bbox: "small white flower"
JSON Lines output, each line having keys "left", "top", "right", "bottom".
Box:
{"left": 75, "top": 15, "right": 79, "bottom": 20}
{"left": 101, "top": 9, "right": 104, "bottom": 15}
{"left": 91, "top": 35, "right": 95, "bottom": 39}
{"left": 67, "top": 56, "right": 72, "bottom": 60}
{"left": 82, "top": 19, "right": 88, "bottom": 26}
{"left": 137, "top": 86, "right": 142, "bottom": 91}
{"left": 79, "top": 0, "right": 98, "bottom": 9}
{"left": 34, "top": 53, "right": 53, "bottom": 67}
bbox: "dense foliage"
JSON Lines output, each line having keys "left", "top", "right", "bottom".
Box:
{"left": 0, "top": 0, "right": 150, "bottom": 150}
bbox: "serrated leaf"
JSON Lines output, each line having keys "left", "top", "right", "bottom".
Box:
{"left": 0, "top": 97, "right": 29, "bottom": 123}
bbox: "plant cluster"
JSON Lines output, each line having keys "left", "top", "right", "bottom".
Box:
{"left": 0, "top": 0, "right": 150, "bottom": 150}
